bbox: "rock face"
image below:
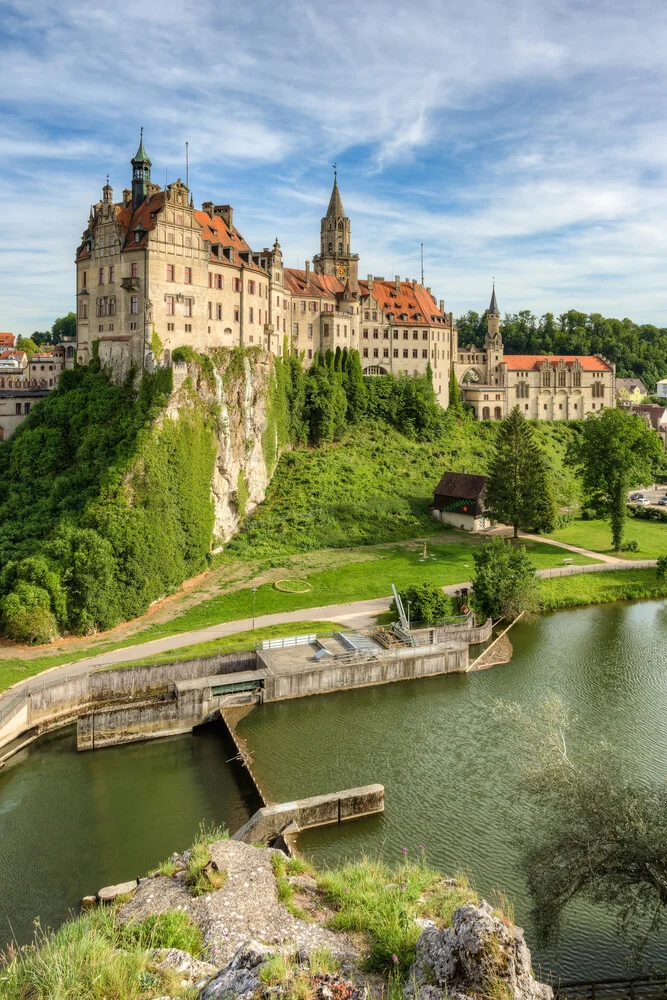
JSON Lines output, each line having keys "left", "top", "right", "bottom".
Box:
{"left": 118, "top": 839, "right": 353, "bottom": 968}
{"left": 407, "top": 901, "right": 553, "bottom": 1000}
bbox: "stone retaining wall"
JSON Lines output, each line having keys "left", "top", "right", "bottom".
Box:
{"left": 232, "top": 784, "right": 385, "bottom": 843}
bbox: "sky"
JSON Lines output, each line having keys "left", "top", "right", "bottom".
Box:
{"left": 3, "top": 0, "right": 667, "bottom": 335}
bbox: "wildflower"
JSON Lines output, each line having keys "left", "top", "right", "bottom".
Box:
{"left": 343, "top": 887, "right": 349, "bottom": 893}
{"left": 392, "top": 955, "right": 399, "bottom": 964}
{"left": 401, "top": 883, "right": 407, "bottom": 892}
{"left": 419, "top": 845, "right": 425, "bottom": 851}
{"left": 401, "top": 847, "right": 408, "bottom": 855}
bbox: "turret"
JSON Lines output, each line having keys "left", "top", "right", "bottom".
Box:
{"left": 486, "top": 282, "right": 501, "bottom": 345}
{"left": 131, "top": 128, "right": 152, "bottom": 209}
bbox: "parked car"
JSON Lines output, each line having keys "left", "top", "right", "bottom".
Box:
{"left": 634, "top": 497, "right": 652, "bottom": 506}
{"left": 658, "top": 497, "right": 667, "bottom": 506}
{"left": 629, "top": 493, "right": 644, "bottom": 500}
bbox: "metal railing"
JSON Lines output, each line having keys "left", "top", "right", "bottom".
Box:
{"left": 554, "top": 977, "right": 667, "bottom": 1000}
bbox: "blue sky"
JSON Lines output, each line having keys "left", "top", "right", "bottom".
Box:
{"left": 3, "top": 0, "right": 667, "bottom": 335}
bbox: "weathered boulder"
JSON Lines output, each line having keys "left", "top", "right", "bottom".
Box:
{"left": 199, "top": 941, "right": 275, "bottom": 1000}
{"left": 151, "top": 947, "right": 217, "bottom": 988}
{"left": 407, "top": 901, "right": 552, "bottom": 1000}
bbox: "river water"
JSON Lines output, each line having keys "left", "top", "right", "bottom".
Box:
{"left": 1, "top": 600, "right": 666, "bottom": 977}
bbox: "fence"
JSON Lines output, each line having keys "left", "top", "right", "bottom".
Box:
{"left": 554, "top": 978, "right": 667, "bottom": 1000}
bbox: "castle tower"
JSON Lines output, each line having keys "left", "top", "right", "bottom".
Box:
{"left": 486, "top": 282, "right": 502, "bottom": 347}
{"left": 313, "top": 167, "right": 358, "bottom": 284}
{"left": 131, "top": 129, "right": 152, "bottom": 209}
{"left": 102, "top": 176, "right": 113, "bottom": 204}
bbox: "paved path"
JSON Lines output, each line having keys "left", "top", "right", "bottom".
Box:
{"left": 0, "top": 551, "right": 659, "bottom": 724}
{"left": 517, "top": 531, "right": 622, "bottom": 564}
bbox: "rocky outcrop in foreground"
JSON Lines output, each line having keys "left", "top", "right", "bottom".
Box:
{"left": 113, "top": 840, "right": 551, "bottom": 1000}
{"left": 407, "top": 901, "right": 552, "bottom": 1000}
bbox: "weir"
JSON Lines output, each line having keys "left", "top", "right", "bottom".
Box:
{"left": 0, "top": 619, "right": 492, "bottom": 757}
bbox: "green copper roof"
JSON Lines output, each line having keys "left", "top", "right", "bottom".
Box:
{"left": 132, "top": 129, "right": 151, "bottom": 165}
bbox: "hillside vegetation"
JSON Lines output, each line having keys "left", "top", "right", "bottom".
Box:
{"left": 227, "top": 419, "right": 581, "bottom": 561}
{"left": 0, "top": 360, "right": 217, "bottom": 642}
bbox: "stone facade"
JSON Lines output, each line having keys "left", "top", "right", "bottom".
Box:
{"left": 456, "top": 288, "right": 615, "bottom": 420}
{"left": 0, "top": 339, "right": 75, "bottom": 439}
{"left": 75, "top": 137, "right": 455, "bottom": 404}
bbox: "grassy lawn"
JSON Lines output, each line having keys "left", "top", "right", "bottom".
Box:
{"left": 540, "top": 568, "right": 667, "bottom": 609}
{"left": 547, "top": 516, "right": 667, "bottom": 559}
{"left": 111, "top": 620, "right": 344, "bottom": 669}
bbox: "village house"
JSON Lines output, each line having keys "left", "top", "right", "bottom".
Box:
{"left": 615, "top": 377, "right": 648, "bottom": 406}
{"left": 0, "top": 333, "right": 15, "bottom": 349}
{"left": 432, "top": 472, "right": 489, "bottom": 532}
{"left": 631, "top": 404, "right": 667, "bottom": 447}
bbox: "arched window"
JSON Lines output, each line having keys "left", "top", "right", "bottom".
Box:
{"left": 338, "top": 221, "right": 344, "bottom": 230}
{"left": 0, "top": 427, "right": 4, "bottom": 441}
{"left": 0, "top": 378, "right": 4, "bottom": 388}
{"left": 482, "top": 406, "right": 490, "bottom": 420}
{"left": 338, "top": 242, "right": 343, "bottom": 252}
{"left": 328, "top": 242, "right": 333, "bottom": 252}
{"left": 494, "top": 406, "right": 502, "bottom": 419}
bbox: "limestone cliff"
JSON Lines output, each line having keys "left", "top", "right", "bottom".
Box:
{"left": 168, "top": 347, "right": 286, "bottom": 546}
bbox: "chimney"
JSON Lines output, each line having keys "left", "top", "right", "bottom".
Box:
{"left": 426, "top": 286, "right": 431, "bottom": 296}
{"left": 215, "top": 205, "right": 233, "bottom": 230}
{"left": 438, "top": 299, "right": 444, "bottom": 313}
{"left": 305, "top": 260, "right": 310, "bottom": 283}
{"left": 394, "top": 275, "right": 400, "bottom": 294}
{"left": 367, "top": 273, "right": 373, "bottom": 293}
{"left": 123, "top": 188, "right": 132, "bottom": 207}
{"left": 202, "top": 201, "right": 214, "bottom": 218}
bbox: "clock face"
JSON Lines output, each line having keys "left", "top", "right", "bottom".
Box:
{"left": 336, "top": 263, "right": 349, "bottom": 279}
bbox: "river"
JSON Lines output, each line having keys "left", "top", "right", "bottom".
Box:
{"left": 1, "top": 599, "right": 666, "bottom": 977}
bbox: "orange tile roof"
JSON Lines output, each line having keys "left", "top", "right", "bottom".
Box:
{"left": 193, "top": 210, "right": 267, "bottom": 274}
{"left": 502, "top": 354, "right": 612, "bottom": 372}
{"left": 283, "top": 269, "right": 344, "bottom": 298}
{"left": 357, "top": 278, "right": 446, "bottom": 325}
{"left": 0, "top": 333, "right": 14, "bottom": 347}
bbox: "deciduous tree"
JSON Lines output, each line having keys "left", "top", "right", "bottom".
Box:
{"left": 471, "top": 536, "right": 537, "bottom": 619}
{"left": 569, "top": 408, "right": 663, "bottom": 550}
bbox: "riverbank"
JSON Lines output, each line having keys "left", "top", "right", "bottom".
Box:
{"left": 539, "top": 568, "right": 667, "bottom": 609}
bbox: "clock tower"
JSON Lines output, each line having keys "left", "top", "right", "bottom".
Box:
{"left": 313, "top": 167, "right": 359, "bottom": 286}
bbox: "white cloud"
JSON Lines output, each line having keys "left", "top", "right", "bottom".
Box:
{"left": 4, "top": 0, "right": 667, "bottom": 331}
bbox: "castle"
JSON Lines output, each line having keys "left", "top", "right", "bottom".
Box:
{"left": 75, "top": 134, "right": 614, "bottom": 419}
{"left": 75, "top": 134, "right": 456, "bottom": 405}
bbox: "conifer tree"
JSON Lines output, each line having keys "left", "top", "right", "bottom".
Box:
{"left": 324, "top": 348, "right": 335, "bottom": 370}
{"left": 485, "top": 406, "right": 556, "bottom": 537}
{"left": 334, "top": 345, "right": 342, "bottom": 371}
{"left": 448, "top": 368, "right": 463, "bottom": 416}
{"left": 341, "top": 346, "right": 349, "bottom": 372}
{"left": 344, "top": 349, "right": 366, "bottom": 423}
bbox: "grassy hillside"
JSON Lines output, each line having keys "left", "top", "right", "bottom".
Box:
{"left": 226, "top": 419, "right": 581, "bottom": 561}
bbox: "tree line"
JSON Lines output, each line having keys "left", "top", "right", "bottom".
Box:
{"left": 457, "top": 307, "right": 667, "bottom": 391}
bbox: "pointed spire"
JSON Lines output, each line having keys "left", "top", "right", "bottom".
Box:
{"left": 489, "top": 280, "right": 499, "bottom": 314}
{"left": 133, "top": 127, "right": 151, "bottom": 166}
{"left": 326, "top": 163, "right": 345, "bottom": 218}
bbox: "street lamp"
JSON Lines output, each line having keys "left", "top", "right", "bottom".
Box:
{"left": 406, "top": 600, "right": 412, "bottom": 631}
{"left": 251, "top": 588, "right": 258, "bottom": 629}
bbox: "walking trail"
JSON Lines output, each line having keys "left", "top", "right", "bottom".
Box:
{"left": 0, "top": 535, "right": 656, "bottom": 717}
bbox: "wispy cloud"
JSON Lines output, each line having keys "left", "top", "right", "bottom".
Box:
{"left": 3, "top": 0, "right": 667, "bottom": 332}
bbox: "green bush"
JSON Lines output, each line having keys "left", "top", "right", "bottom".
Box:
{"left": 391, "top": 583, "right": 453, "bottom": 626}
{"left": 620, "top": 539, "right": 639, "bottom": 552}
{"left": 657, "top": 555, "right": 667, "bottom": 580}
{"left": 0, "top": 582, "right": 58, "bottom": 644}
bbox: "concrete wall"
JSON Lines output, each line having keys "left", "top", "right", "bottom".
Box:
{"left": 0, "top": 699, "right": 29, "bottom": 747}
{"left": 232, "top": 784, "right": 385, "bottom": 844}
{"left": 411, "top": 617, "right": 493, "bottom": 646}
{"left": 262, "top": 643, "right": 467, "bottom": 701}
{"left": 78, "top": 689, "right": 203, "bottom": 750}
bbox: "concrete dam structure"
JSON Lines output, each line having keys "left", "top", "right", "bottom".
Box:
{"left": 0, "top": 617, "right": 492, "bottom": 757}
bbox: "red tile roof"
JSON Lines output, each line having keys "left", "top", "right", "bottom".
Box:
{"left": 283, "top": 269, "right": 344, "bottom": 298}
{"left": 193, "top": 210, "right": 267, "bottom": 274}
{"left": 502, "top": 354, "right": 612, "bottom": 372}
{"left": 357, "top": 278, "right": 446, "bottom": 325}
{"left": 0, "top": 333, "right": 14, "bottom": 347}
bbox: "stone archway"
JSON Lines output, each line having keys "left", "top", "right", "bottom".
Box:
{"left": 482, "top": 406, "right": 491, "bottom": 420}
{"left": 363, "top": 365, "right": 389, "bottom": 376}
{"left": 460, "top": 366, "right": 484, "bottom": 385}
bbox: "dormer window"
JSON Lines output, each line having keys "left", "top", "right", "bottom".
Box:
{"left": 134, "top": 233, "right": 140, "bottom": 243}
